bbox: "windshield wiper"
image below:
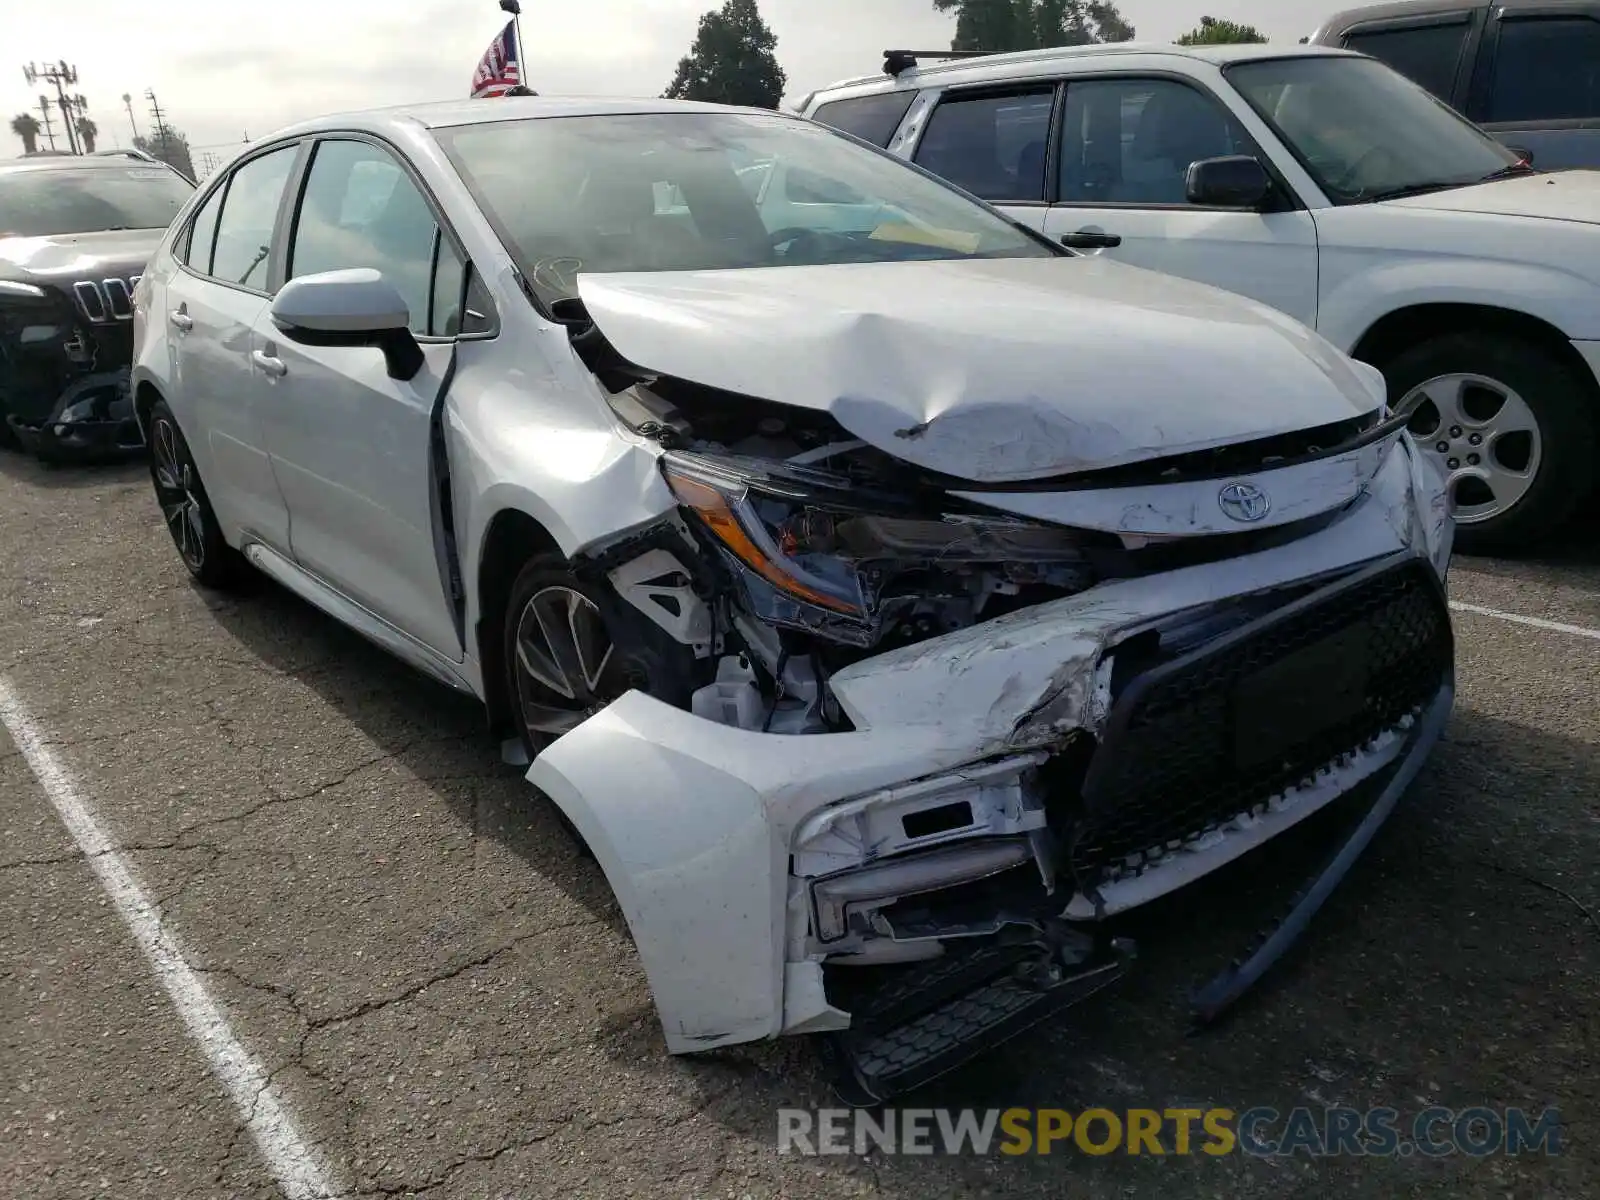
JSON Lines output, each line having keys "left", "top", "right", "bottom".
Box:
{"left": 1358, "top": 180, "right": 1471, "bottom": 203}
{"left": 1478, "top": 162, "right": 1539, "bottom": 183}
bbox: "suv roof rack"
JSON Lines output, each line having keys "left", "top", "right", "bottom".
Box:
{"left": 883, "top": 49, "right": 995, "bottom": 77}
{"left": 93, "top": 148, "right": 160, "bottom": 163}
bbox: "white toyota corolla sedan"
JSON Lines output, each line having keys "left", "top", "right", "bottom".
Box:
{"left": 130, "top": 96, "right": 1455, "bottom": 1101}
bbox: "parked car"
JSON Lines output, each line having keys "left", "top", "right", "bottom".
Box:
{"left": 801, "top": 43, "right": 1600, "bottom": 555}
{"left": 131, "top": 96, "right": 1455, "bottom": 1102}
{"left": 0, "top": 152, "right": 194, "bottom": 458}
{"left": 1309, "top": 0, "right": 1600, "bottom": 170}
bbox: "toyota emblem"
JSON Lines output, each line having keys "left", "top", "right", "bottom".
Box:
{"left": 1218, "top": 481, "right": 1271, "bottom": 523}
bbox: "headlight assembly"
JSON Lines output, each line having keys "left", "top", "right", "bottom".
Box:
{"left": 660, "top": 451, "right": 1094, "bottom": 636}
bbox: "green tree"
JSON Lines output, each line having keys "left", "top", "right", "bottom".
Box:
{"left": 135, "top": 126, "right": 197, "bottom": 180}
{"left": 933, "top": 0, "right": 1135, "bottom": 52}
{"left": 1177, "top": 15, "right": 1267, "bottom": 45}
{"left": 75, "top": 116, "right": 98, "bottom": 153}
{"left": 663, "top": 0, "right": 787, "bottom": 109}
{"left": 10, "top": 112, "right": 41, "bottom": 155}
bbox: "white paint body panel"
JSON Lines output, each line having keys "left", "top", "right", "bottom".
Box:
{"left": 577, "top": 257, "right": 1385, "bottom": 483}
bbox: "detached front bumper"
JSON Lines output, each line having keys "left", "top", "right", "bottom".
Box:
{"left": 6, "top": 369, "right": 144, "bottom": 459}
{"left": 528, "top": 438, "right": 1456, "bottom": 1084}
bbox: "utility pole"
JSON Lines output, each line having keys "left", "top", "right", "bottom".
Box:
{"left": 145, "top": 88, "right": 172, "bottom": 160}
{"left": 122, "top": 92, "right": 139, "bottom": 140}
{"left": 23, "top": 61, "right": 82, "bottom": 154}
{"left": 35, "top": 95, "right": 57, "bottom": 151}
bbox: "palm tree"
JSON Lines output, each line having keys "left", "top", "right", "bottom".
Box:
{"left": 10, "top": 112, "right": 41, "bottom": 155}
{"left": 75, "top": 115, "right": 97, "bottom": 153}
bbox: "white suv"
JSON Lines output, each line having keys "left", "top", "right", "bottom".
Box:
{"left": 802, "top": 43, "right": 1600, "bottom": 554}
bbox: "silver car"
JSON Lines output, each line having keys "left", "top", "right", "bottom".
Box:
{"left": 131, "top": 96, "right": 1455, "bottom": 1102}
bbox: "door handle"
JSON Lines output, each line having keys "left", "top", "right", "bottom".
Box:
{"left": 251, "top": 350, "right": 287, "bottom": 378}
{"left": 169, "top": 310, "right": 193, "bottom": 331}
{"left": 1060, "top": 230, "right": 1122, "bottom": 249}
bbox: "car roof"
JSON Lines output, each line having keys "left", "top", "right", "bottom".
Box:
{"left": 0, "top": 152, "right": 173, "bottom": 176}
{"left": 254, "top": 95, "right": 799, "bottom": 145}
{"left": 808, "top": 41, "right": 1356, "bottom": 99}
{"left": 1317, "top": 0, "right": 1585, "bottom": 37}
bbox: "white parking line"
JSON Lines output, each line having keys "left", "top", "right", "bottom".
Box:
{"left": 0, "top": 678, "right": 342, "bottom": 1200}
{"left": 1449, "top": 601, "right": 1600, "bottom": 642}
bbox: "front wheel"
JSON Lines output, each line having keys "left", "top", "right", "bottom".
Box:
{"left": 147, "top": 399, "right": 250, "bottom": 589}
{"left": 1384, "top": 332, "right": 1597, "bottom": 556}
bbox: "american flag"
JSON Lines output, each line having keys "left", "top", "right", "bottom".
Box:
{"left": 471, "top": 19, "right": 522, "bottom": 98}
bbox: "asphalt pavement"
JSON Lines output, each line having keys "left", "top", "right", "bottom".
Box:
{"left": 1, "top": 453, "right": 1595, "bottom": 1199}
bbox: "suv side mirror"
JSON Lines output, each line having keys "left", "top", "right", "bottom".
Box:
{"left": 270, "top": 268, "right": 424, "bottom": 381}
{"left": 1186, "top": 155, "right": 1273, "bottom": 209}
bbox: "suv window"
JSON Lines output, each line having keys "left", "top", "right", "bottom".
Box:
{"left": 810, "top": 92, "right": 917, "bottom": 147}
{"left": 288, "top": 139, "right": 457, "bottom": 337}
{"left": 1058, "top": 78, "right": 1257, "bottom": 205}
{"left": 913, "top": 89, "right": 1055, "bottom": 203}
{"left": 183, "top": 182, "right": 226, "bottom": 275}
{"left": 1342, "top": 21, "right": 1469, "bottom": 101}
{"left": 1489, "top": 17, "right": 1600, "bottom": 122}
{"left": 209, "top": 145, "right": 299, "bottom": 290}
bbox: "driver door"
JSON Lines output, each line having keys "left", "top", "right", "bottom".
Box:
{"left": 1037, "top": 76, "right": 1319, "bottom": 326}
{"left": 253, "top": 136, "right": 465, "bottom": 658}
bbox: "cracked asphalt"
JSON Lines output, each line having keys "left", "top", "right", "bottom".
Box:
{"left": 1, "top": 452, "right": 1596, "bottom": 1200}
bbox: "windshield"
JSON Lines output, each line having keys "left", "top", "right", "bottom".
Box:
{"left": 0, "top": 165, "right": 194, "bottom": 237}
{"left": 1226, "top": 56, "right": 1521, "bottom": 204}
{"left": 433, "top": 111, "right": 1055, "bottom": 306}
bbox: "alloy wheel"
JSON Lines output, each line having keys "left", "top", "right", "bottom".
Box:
{"left": 151, "top": 417, "right": 206, "bottom": 571}
{"left": 1397, "top": 372, "right": 1543, "bottom": 525}
{"left": 512, "top": 585, "right": 627, "bottom": 738}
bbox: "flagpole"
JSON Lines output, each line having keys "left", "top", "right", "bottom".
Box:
{"left": 499, "top": 0, "right": 529, "bottom": 93}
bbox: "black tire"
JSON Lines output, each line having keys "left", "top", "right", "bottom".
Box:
{"left": 146, "top": 399, "right": 250, "bottom": 590}
{"left": 1382, "top": 331, "right": 1598, "bottom": 557}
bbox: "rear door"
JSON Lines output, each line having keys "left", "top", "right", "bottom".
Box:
{"left": 164, "top": 141, "right": 303, "bottom": 553}
{"left": 1037, "top": 76, "right": 1320, "bottom": 327}
{"left": 1470, "top": 7, "right": 1600, "bottom": 169}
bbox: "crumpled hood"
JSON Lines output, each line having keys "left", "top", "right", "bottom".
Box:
{"left": 0, "top": 228, "right": 163, "bottom": 286}
{"left": 576, "top": 256, "right": 1385, "bottom": 483}
{"left": 1382, "top": 170, "right": 1600, "bottom": 224}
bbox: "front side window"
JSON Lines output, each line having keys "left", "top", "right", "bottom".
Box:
{"left": 210, "top": 145, "right": 299, "bottom": 289}
{"left": 0, "top": 165, "right": 193, "bottom": 239}
{"left": 1489, "top": 17, "right": 1600, "bottom": 123}
{"left": 810, "top": 92, "right": 918, "bottom": 148}
{"left": 1228, "top": 55, "right": 1519, "bottom": 204}
{"left": 435, "top": 111, "right": 1055, "bottom": 309}
{"left": 288, "top": 139, "right": 448, "bottom": 336}
{"left": 1058, "top": 78, "right": 1259, "bottom": 205}
{"left": 913, "top": 90, "right": 1055, "bottom": 203}
{"left": 1342, "top": 20, "right": 1470, "bottom": 100}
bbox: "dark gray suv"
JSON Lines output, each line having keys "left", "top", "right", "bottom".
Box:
{"left": 1310, "top": 0, "right": 1600, "bottom": 169}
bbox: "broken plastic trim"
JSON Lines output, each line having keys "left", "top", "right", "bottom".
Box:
{"left": 1188, "top": 677, "right": 1454, "bottom": 1028}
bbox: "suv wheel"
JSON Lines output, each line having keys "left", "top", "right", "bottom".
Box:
{"left": 1384, "top": 332, "right": 1597, "bottom": 556}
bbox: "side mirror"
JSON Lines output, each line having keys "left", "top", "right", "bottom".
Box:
{"left": 270, "top": 268, "right": 424, "bottom": 381}
{"left": 1185, "top": 155, "right": 1273, "bottom": 209}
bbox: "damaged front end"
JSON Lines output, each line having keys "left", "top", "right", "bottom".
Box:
{"left": 0, "top": 279, "right": 143, "bottom": 459}
{"left": 529, "top": 296, "right": 1455, "bottom": 1104}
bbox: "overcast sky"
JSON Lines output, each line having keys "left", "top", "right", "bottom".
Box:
{"left": 4, "top": 0, "right": 1332, "bottom": 164}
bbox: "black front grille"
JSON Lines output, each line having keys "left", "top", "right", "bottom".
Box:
{"left": 1069, "top": 557, "right": 1452, "bottom": 884}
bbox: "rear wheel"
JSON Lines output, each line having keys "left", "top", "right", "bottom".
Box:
{"left": 1384, "top": 332, "right": 1597, "bottom": 556}
{"left": 147, "top": 399, "right": 249, "bottom": 589}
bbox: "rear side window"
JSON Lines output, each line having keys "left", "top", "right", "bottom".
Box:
{"left": 1342, "top": 21, "right": 1470, "bottom": 100}
{"left": 209, "top": 145, "right": 299, "bottom": 289}
{"left": 912, "top": 89, "right": 1055, "bottom": 203}
{"left": 183, "top": 183, "right": 226, "bottom": 275}
{"left": 1489, "top": 17, "right": 1600, "bottom": 122}
{"left": 811, "top": 92, "right": 917, "bottom": 147}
